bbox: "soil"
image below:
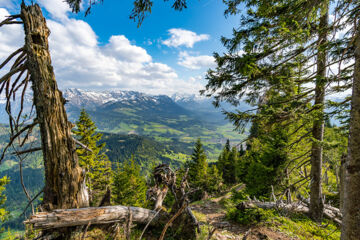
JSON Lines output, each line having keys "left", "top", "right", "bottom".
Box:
{"left": 190, "top": 188, "right": 298, "bottom": 240}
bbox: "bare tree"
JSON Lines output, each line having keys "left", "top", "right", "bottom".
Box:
{"left": 0, "top": 3, "right": 89, "bottom": 211}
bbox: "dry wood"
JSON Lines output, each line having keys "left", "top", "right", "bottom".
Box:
{"left": 21, "top": 3, "right": 89, "bottom": 210}
{"left": 0, "top": 120, "right": 38, "bottom": 162}
{"left": 19, "top": 155, "right": 34, "bottom": 215}
{"left": 139, "top": 208, "right": 162, "bottom": 240}
{"left": 81, "top": 221, "right": 91, "bottom": 240}
{"left": 11, "top": 147, "right": 42, "bottom": 156}
{"left": 159, "top": 203, "right": 186, "bottom": 240}
{"left": 237, "top": 200, "right": 342, "bottom": 224}
{"left": 126, "top": 206, "right": 133, "bottom": 240}
{"left": 0, "top": 15, "right": 21, "bottom": 27}
{"left": 73, "top": 137, "right": 93, "bottom": 152}
{"left": 21, "top": 188, "right": 44, "bottom": 217}
{"left": 0, "top": 47, "right": 23, "bottom": 69}
{"left": 24, "top": 205, "right": 159, "bottom": 230}
{"left": 297, "top": 196, "right": 342, "bottom": 224}
{"left": 0, "top": 64, "right": 26, "bottom": 84}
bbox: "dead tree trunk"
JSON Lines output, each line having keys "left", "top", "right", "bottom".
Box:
{"left": 24, "top": 206, "right": 159, "bottom": 230}
{"left": 341, "top": 18, "right": 360, "bottom": 240}
{"left": 309, "top": 2, "right": 328, "bottom": 222}
{"left": 21, "top": 3, "right": 88, "bottom": 210}
{"left": 149, "top": 165, "right": 199, "bottom": 239}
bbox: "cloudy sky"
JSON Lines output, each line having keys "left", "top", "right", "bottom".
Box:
{"left": 0, "top": 0, "right": 240, "bottom": 95}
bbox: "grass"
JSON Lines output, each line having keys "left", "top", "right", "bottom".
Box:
{"left": 273, "top": 213, "right": 340, "bottom": 240}
{"left": 226, "top": 206, "right": 340, "bottom": 240}
{"left": 192, "top": 210, "right": 207, "bottom": 222}
{"left": 163, "top": 152, "right": 191, "bottom": 163}
{"left": 0, "top": 229, "right": 24, "bottom": 240}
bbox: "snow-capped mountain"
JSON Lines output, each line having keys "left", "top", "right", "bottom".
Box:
{"left": 63, "top": 88, "right": 172, "bottom": 109}
{"left": 0, "top": 88, "right": 237, "bottom": 127}
{"left": 171, "top": 93, "right": 207, "bottom": 103}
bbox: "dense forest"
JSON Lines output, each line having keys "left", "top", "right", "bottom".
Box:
{"left": 0, "top": 0, "right": 359, "bottom": 239}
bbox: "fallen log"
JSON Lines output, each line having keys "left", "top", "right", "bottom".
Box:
{"left": 237, "top": 201, "right": 342, "bottom": 224}
{"left": 237, "top": 201, "right": 309, "bottom": 214}
{"left": 24, "top": 205, "right": 160, "bottom": 230}
{"left": 296, "top": 195, "right": 342, "bottom": 224}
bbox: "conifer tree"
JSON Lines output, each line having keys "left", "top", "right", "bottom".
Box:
{"left": 112, "top": 157, "right": 148, "bottom": 207}
{"left": 218, "top": 140, "right": 238, "bottom": 184}
{"left": 72, "top": 109, "right": 112, "bottom": 206}
{"left": 217, "top": 139, "right": 230, "bottom": 177}
{"left": 202, "top": 0, "right": 344, "bottom": 221}
{"left": 228, "top": 147, "right": 239, "bottom": 184}
{"left": 206, "top": 165, "right": 223, "bottom": 193}
{"left": 0, "top": 176, "right": 9, "bottom": 232}
{"left": 186, "top": 138, "right": 207, "bottom": 186}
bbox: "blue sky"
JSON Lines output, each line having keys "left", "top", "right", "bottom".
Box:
{"left": 0, "top": 0, "right": 241, "bottom": 95}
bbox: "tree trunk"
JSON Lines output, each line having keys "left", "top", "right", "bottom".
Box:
{"left": 339, "top": 154, "right": 346, "bottom": 215}
{"left": 24, "top": 205, "right": 160, "bottom": 230}
{"left": 341, "top": 19, "right": 360, "bottom": 240}
{"left": 21, "top": 3, "right": 89, "bottom": 210}
{"left": 154, "top": 186, "right": 168, "bottom": 210}
{"left": 309, "top": 2, "right": 328, "bottom": 222}
{"left": 285, "top": 168, "right": 292, "bottom": 204}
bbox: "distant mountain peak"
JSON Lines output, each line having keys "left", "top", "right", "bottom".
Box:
{"left": 62, "top": 88, "right": 176, "bottom": 110}
{"left": 171, "top": 93, "right": 206, "bottom": 103}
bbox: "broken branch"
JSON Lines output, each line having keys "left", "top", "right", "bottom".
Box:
{"left": 12, "top": 147, "right": 42, "bottom": 156}
{"left": 0, "top": 120, "right": 39, "bottom": 162}
{"left": 0, "top": 64, "right": 27, "bottom": 84}
{"left": 0, "top": 47, "right": 24, "bottom": 70}
{"left": 73, "top": 137, "right": 93, "bottom": 152}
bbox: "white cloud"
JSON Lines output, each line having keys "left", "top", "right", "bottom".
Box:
{"left": 162, "top": 28, "right": 210, "bottom": 48}
{"left": 0, "top": 4, "right": 206, "bottom": 96}
{"left": 46, "top": 18, "right": 180, "bottom": 93}
{"left": 105, "top": 35, "right": 152, "bottom": 63}
{"left": 178, "top": 51, "right": 215, "bottom": 69}
{"left": 37, "top": 0, "right": 71, "bottom": 21}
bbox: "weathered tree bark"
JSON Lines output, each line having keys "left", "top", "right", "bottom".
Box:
{"left": 341, "top": 18, "right": 360, "bottom": 240}
{"left": 148, "top": 185, "right": 168, "bottom": 210}
{"left": 21, "top": 3, "right": 88, "bottom": 210}
{"left": 339, "top": 154, "right": 346, "bottom": 215}
{"left": 285, "top": 168, "right": 292, "bottom": 204}
{"left": 309, "top": 2, "right": 328, "bottom": 222}
{"left": 24, "top": 205, "right": 160, "bottom": 230}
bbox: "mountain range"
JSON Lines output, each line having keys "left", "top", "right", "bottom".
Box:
{"left": 0, "top": 89, "right": 245, "bottom": 154}
{"left": 0, "top": 89, "right": 247, "bottom": 230}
